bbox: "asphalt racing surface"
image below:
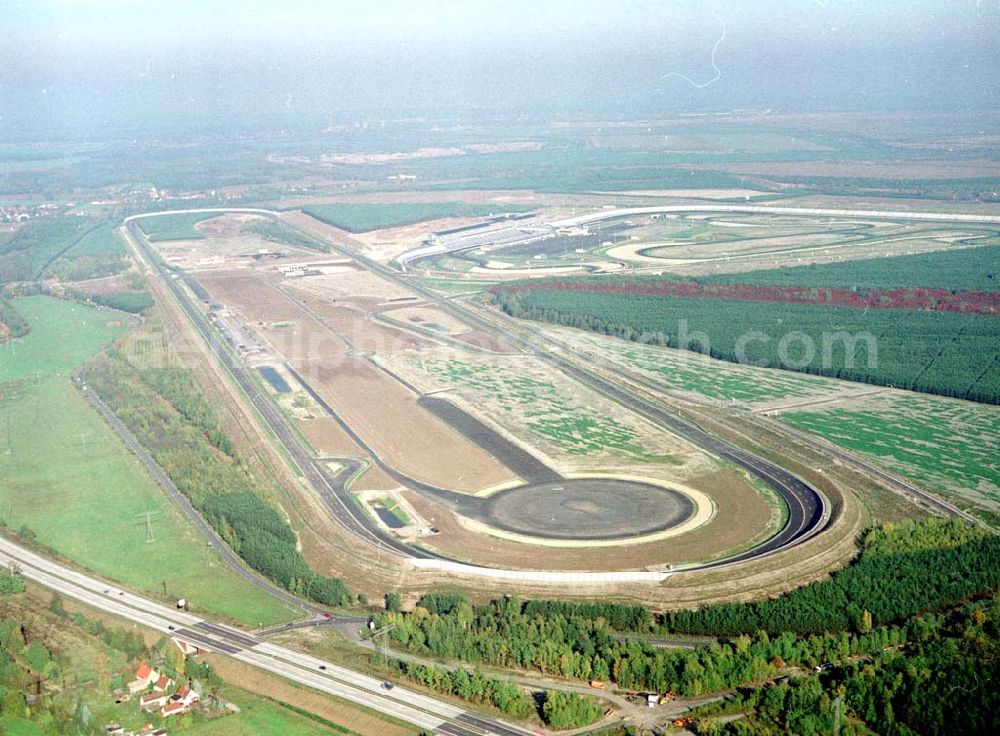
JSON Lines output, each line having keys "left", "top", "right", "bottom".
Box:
{"left": 482, "top": 479, "right": 696, "bottom": 540}
{"left": 262, "top": 211, "right": 829, "bottom": 567}
{"left": 125, "top": 211, "right": 829, "bottom": 572}
{"left": 419, "top": 395, "right": 697, "bottom": 540}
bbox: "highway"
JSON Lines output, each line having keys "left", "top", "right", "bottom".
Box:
{"left": 0, "top": 534, "right": 533, "bottom": 736}
{"left": 0, "top": 201, "right": 975, "bottom": 730}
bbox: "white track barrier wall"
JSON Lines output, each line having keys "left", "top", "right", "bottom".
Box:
{"left": 409, "top": 558, "right": 671, "bottom": 583}
{"left": 550, "top": 205, "right": 1000, "bottom": 228}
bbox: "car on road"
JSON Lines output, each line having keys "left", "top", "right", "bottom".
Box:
{"left": 380, "top": 682, "right": 394, "bottom": 690}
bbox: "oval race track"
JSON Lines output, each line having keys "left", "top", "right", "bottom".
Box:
{"left": 125, "top": 212, "right": 830, "bottom": 577}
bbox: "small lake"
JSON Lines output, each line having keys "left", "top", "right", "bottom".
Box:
{"left": 374, "top": 506, "right": 405, "bottom": 529}
{"left": 258, "top": 365, "right": 291, "bottom": 393}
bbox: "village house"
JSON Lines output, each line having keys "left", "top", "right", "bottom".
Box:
{"left": 160, "top": 681, "right": 200, "bottom": 717}
{"left": 139, "top": 691, "right": 170, "bottom": 712}
{"left": 126, "top": 664, "right": 160, "bottom": 695}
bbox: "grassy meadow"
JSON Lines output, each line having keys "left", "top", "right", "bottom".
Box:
{"left": 0, "top": 296, "right": 297, "bottom": 625}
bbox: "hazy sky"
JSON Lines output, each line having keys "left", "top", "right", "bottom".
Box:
{"left": 2, "top": 1, "right": 998, "bottom": 138}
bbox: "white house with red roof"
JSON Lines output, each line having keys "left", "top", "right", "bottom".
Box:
{"left": 160, "top": 681, "right": 200, "bottom": 718}
{"left": 127, "top": 663, "right": 160, "bottom": 695}
{"left": 139, "top": 691, "right": 170, "bottom": 711}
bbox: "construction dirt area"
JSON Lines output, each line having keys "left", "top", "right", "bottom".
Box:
{"left": 170, "top": 229, "right": 774, "bottom": 571}
{"left": 130, "top": 208, "right": 871, "bottom": 581}
{"left": 374, "top": 346, "right": 714, "bottom": 479}
{"left": 196, "top": 269, "right": 515, "bottom": 492}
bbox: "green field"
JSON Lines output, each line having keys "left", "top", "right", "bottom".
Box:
{"left": 301, "top": 202, "right": 531, "bottom": 233}
{"left": 137, "top": 212, "right": 217, "bottom": 241}
{"left": 782, "top": 393, "right": 1000, "bottom": 510}
{"left": 418, "top": 277, "right": 493, "bottom": 294}
{"left": 44, "top": 221, "right": 129, "bottom": 281}
{"left": 0, "top": 295, "right": 130, "bottom": 383}
{"left": 495, "top": 287, "right": 1000, "bottom": 404}
{"left": 1, "top": 720, "right": 42, "bottom": 736}
{"left": 560, "top": 328, "right": 841, "bottom": 405}
{"left": 704, "top": 242, "right": 1000, "bottom": 292}
{"left": 373, "top": 497, "right": 410, "bottom": 526}
{"left": 59, "top": 222, "right": 125, "bottom": 258}
{"left": 0, "top": 297, "right": 297, "bottom": 626}
{"left": 184, "top": 695, "right": 349, "bottom": 735}
{"left": 421, "top": 356, "right": 676, "bottom": 461}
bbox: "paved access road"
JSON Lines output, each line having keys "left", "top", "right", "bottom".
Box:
{"left": 0, "top": 534, "right": 533, "bottom": 736}
{"left": 122, "top": 209, "right": 829, "bottom": 574}
{"left": 122, "top": 203, "right": 990, "bottom": 575}
{"left": 121, "top": 220, "right": 429, "bottom": 561}
{"left": 261, "top": 211, "right": 832, "bottom": 569}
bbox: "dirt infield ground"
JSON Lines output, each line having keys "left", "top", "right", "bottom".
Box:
{"left": 138, "top": 210, "right": 905, "bottom": 599}
{"left": 376, "top": 346, "right": 711, "bottom": 478}
{"left": 284, "top": 287, "right": 434, "bottom": 353}
{"left": 381, "top": 305, "right": 471, "bottom": 336}
{"left": 195, "top": 212, "right": 262, "bottom": 237}
{"left": 286, "top": 268, "right": 415, "bottom": 302}
{"left": 196, "top": 272, "right": 514, "bottom": 492}
{"left": 300, "top": 355, "right": 513, "bottom": 491}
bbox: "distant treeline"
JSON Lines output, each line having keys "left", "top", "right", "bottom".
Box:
{"left": 0, "top": 217, "right": 95, "bottom": 282}
{"left": 777, "top": 174, "right": 1000, "bottom": 201}
{"left": 83, "top": 290, "right": 154, "bottom": 314}
{"left": 491, "top": 285, "right": 1000, "bottom": 404}
{"left": 702, "top": 243, "right": 1000, "bottom": 294}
